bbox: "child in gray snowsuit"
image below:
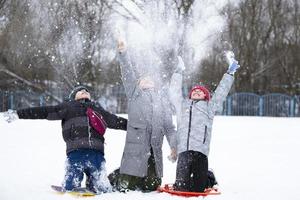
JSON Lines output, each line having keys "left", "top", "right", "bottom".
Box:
{"left": 170, "top": 52, "right": 240, "bottom": 192}
{"left": 108, "top": 39, "right": 177, "bottom": 192}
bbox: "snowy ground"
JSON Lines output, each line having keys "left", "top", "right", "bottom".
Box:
{"left": 0, "top": 114, "right": 300, "bottom": 200}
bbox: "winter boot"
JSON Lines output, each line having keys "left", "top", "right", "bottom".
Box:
{"left": 206, "top": 169, "right": 218, "bottom": 188}
{"left": 108, "top": 168, "right": 120, "bottom": 191}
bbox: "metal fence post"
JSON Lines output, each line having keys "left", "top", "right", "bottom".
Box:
{"left": 0, "top": 91, "right": 2, "bottom": 112}
{"left": 296, "top": 96, "right": 300, "bottom": 117}
{"left": 259, "top": 96, "right": 263, "bottom": 116}
{"left": 9, "top": 92, "right": 14, "bottom": 110}
{"left": 39, "top": 95, "right": 44, "bottom": 106}
{"left": 227, "top": 95, "right": 232, "bottom": 115}
{"left": 290, "top": 97, "right": 295, "bottom": 117}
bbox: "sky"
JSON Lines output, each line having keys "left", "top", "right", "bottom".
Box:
{"left": 0, "top": 114, "right": 299, "bottom": 200}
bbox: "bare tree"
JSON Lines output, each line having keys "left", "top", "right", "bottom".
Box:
{"left": 0, "top": 0, "right": 117, "bottom": 102}
{"left": 1, "top": 0, "right": 299, "bottom": 111}
{"left": 199, "top": 0, "right": 300, "bottom": 95}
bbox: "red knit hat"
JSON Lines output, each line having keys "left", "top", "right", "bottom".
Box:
{"left": 189, "top": 85, "right": 211, "bottom": 101}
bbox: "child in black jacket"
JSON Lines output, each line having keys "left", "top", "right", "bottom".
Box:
{"left": 4, "top": 85, "right": 127, "bottom": 194}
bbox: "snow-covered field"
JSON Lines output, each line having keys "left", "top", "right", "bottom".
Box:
{"left": 0, "top": 114, "right": 300, "bottom": 200}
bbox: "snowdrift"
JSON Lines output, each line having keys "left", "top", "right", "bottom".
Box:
{"left": 0, "top": 114, "right": 300, "bottom": 200}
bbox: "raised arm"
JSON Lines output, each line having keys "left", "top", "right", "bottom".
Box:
{"left": 169, "top": 56, "right": 185, "bottom": 124}
{"left": 211, "top": 73, "right": 234, "bottom": 113}
{"left": 117, "top": 40, "right": 138, "bottom": 98}
{"left": 211, "top": 51, "right": 240, "bottom": 113}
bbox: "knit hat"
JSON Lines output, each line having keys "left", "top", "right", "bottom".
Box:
{"left": 69, "top": 85, "right": 89, "bottom": 100}
{"left": 189, "top": 85, "right": 211, "bottom": 101}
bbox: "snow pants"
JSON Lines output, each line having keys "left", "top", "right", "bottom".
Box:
{"left": 174, "top": 150, "right": 210, "bottom": 192}
{"left": 63, "top": 149, "right": 112, "bottom": 193}
{"left": 108, "top": 151, "right": 161, "bottom": 192}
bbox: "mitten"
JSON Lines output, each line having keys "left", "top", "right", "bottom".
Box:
{"left": 3, "top": 109, "right": 19, "bottom": 123}
{"left": 225, "top": 51, "right": 240, "bottom": 75}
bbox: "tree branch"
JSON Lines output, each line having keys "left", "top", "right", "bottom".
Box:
{"left": 0, "top": 63, "right": 62, "bottom": 103}
{"left": 107, "top": 0, "right": 144, "bottom": 26}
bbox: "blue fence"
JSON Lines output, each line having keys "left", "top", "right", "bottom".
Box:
{"left": 0, "top": 91, "right": 47, "bottom": 112}
{"left": 224, "top": 93, "right": 299, "bottom": 117}
{"left": 1, "top": 90, "right": 300, "bottom": 117}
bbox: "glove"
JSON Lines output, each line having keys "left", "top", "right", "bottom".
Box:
{"left": 227, "top": 60, "right": 240, "bottom": 75}
{"left": 225, "top": 51, "right": 240, "bottom": 75}
{"left": 3, "top": 109, "right": 19, "bottom": 123}
{"left": 175, "top": 56, "right": 185, "bottom": 73}
{"left": 167, "top": 148, "right": 177, "bottom": 163}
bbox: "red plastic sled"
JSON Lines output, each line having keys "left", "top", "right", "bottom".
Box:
{"left": 157, "top": 184, "right": 221, "bottom": 197}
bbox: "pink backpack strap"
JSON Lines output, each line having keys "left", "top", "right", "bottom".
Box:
{"left": 86, "top": 107, "right": 107, "bottom": 135}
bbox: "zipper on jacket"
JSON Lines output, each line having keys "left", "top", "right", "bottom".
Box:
{"left": 87, "top": 116, "right": 92, "bottom": 146}
{"left": 187, "top": 101, "right": 194, "bottom": 151}
{"left": 203, "top": 125, "right": 207, "bottom": 144}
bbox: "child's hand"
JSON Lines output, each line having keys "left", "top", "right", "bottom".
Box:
{"left": 168, "top": 148, "right": 177, "bottom": 163}
{"left": 3, "top": 109, "right": 19, "bottom": 123}
{"left": 117, "top": 39, "right": 126, "bottom": 52}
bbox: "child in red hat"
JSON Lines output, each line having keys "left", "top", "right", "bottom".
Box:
{"left": 188, "top": 85, "right": 211, "bottom": 101}
{"left": 170, "top": 52, "right": 240, "bottom": 192}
